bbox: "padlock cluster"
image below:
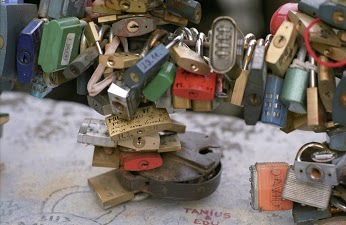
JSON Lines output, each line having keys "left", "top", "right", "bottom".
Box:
{"left": 0, "top": 0, "right": 346, "bottom": 223}
{"left": 1, "top": 0, "right": 226, "bottom": 209}
{"left": 247, "top": 1, "right": 346, "bottom": 224}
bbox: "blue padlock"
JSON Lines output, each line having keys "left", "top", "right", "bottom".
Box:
{"left": 17, "top": 19, "right": 44, "bottom": 84}
{"left": 261, "top": 75, "right": 288, "bottom": 128}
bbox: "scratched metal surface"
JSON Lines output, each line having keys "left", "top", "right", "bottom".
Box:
{"left": 0, "top": 92, "right": 325, "bottom": 225}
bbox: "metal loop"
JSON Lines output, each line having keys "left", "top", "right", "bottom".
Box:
{"left": 295, "top": 142, "right": 337, "bottom": 163}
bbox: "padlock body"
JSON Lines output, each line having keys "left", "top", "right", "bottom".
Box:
{"left": 261, "top": 75, "right": 288, "bottom": 127}
{"left": 143, "top": 61, "right": 177, "bottom": 102}
{"left": 17, "top": 19, "right": 44, "bottom": 84}
{"left": 172, "top": 68, "right": 216, "bottom": 101}
{"left": 124, "top": 44, "right": 170, "bottom": 89}
{"left": 317, "top": 1, "right": 346, "bottom": 30}
{"left": 38, "top": 17, "right": 82, "bottom": 73}
{"left": 280, "top": 68, "right": 308, "bottom": 114}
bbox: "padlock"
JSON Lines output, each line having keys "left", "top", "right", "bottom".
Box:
{"left": 120, "top": 152, "right": 162, "bottom": 171}
{"left": 16, "top": 19, "right": 44, "bottom": 84}
{"left": 105, "top": 105, "right": 172, "bottom": 141}
{"left": 87, "top": 94, "right": 113, "bottom": 116}
{"left": 230, "top": 39, "right": 256, "bottom": 106}
{"left": 38, "top": 17, "right": 83, "bottom": 73}
{"left": 63, "top": 45, "right": 103, "bottom": 80}
{"left": 311, "top": 42, "right": 346, "bottom": 62}
{"left": 249, "top": 162, "right": 293, "bottom": 211}
{"left": 287, "top": 11, "right": 342, "bottom": 47}
{"left": 330, "top": 196, "right": 346, "bottom": 214}
{"left": 172, "top": 68, "right": 216, "bottom": 101}
{"left": 111, "top": 17, "right": 156, "bottom": 37}
{"left": 170, "top": 39, "right": 210, "bottom": 76}
{"left": 280, "top": 111, "right": 307, "bottom": 133}
{"left": 292, "top": 202, "right": 332, "bottom": 224}
{"left": 191, "top": 99, "right": 219, "bottom": 112}
{"left": 327, "top": 126, "right": 346, "bottom": 151}
{"left": 84, "top": 21, "right": 103, "bottom": 54}
{"left": 105, "top": 0, "right": 153, "bottom": 13}
{"left": 317, "top": 0, "right": 346, "bottom": 30}
{"left": 118, "top": 131, "right": 222, "bottom": 200}
{"left": 280, "top": 45, "right": 309, "bottom": 114}
{"left": 332, "top": 71, "right": 346, "bottom": 126}
{"left": 88, "top": 169, "right": 135, "bottom": 209}
{"left": 0, "top": 3, "right": 37, "bottom": 91}
{"left": 92, "top": 146, "right": 120, "bottom": 168}
{"left": 270, "top": 3, "right": 298, "bottom": 35}
{"left": 30, "top": 71, "right": 53, "bottom": 99}
{"left": 143, "top": 61, "right": 177, "bottom": 102}
{"left": 107, "top": 81, "right": 142, "bottom": 120}
{"left": 77, "top": 118, "right": 117, "bottom": 147}
{"left": 92, "top": 0, "right": 121, "bottom": 14}
{"left": 265, "top": 20, "right": 298, "bottom": 77}
{"left": 293, "top": 142, "right": 342, "bottom": 186}
{"left": 123, "top": 35, "right": 182, "bottom": 91}
{"left": 243, "top": 39, "right": 267, "bottom": 125}
{"left": 155, "top": 88, "right": 186, "bottom": 114}
{"left": 99, "top": 52, "right": 140, "bottom": 69}
{"left": 117, "top": 133, "right": 161, "bottom": 152}
{"left": 306, "top": 56, "right": 327, "bottom": 132}
{"left": 47, "top": 0, "right": 87, "bottom": 19}
{"left": 318, "top": 56, "right": 336, "bottom": 113}
{"left": 332, "top": 185, "right": 346, "bottom": 202}
{"left": 165, "top": 0, "right": 201, "bottom": 24}
{"left": 282, "top": 166, "right": 332, "bottom": 209}
{"left": 158, "top": 133, "right": 181, "bottom": 153}
{"left": 261, "top": 75, "right": 288, "bottom": 128}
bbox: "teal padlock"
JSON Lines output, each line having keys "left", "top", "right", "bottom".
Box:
{"left": 143, "top": 61, "right": 177, "bottom": 102}
{"left": 38, "top": 17, "right": 83, "bottom": 73}
{"left": 280, "top": 46, "right": 309, "bottom": 114}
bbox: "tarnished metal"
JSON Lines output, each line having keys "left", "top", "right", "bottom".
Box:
{"left": 118, "top": 131, "right": 222, "bottom": 200}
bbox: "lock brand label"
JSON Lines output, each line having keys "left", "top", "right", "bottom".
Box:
{"left": 61, "top": 33, "right": 76, "bottom": 66}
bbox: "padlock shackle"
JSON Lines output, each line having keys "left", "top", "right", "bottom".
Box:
{"left": 165, "top": 34, "right": 183, "bottom": 49}
{"left": 174, "top": 27, "right": 194, "bottom": 41}
{"left": 295, "top": 142, "right": 335, "bottom": 162}
{"left": 195, "top": 32, "right": 205, "bottom": 57}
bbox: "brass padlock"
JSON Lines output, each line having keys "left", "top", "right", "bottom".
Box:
{"left": 306, "top": 56, "right": 327, "bottom": 132}
{"left": 266, "top": 21, "right": 299, "bottom": 77}
{"left": 230, "top": 39, "right": 256, "bottom": 106}
{"left": 318, "top": 56, "right": 336, "bottom": 113}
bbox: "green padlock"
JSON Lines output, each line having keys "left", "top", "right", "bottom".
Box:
{"left": 143, "top": 61, "right": 177, "bottom": 102}
{"left": 38, "top": 17, "right": 83, "bottom": 73}
{"left": 280, "top": 46, "right": 309, "bottom": 114}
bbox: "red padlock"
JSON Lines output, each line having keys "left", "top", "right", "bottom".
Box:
{"left": 172, "top": 68, "right": 216, "bottom": 101}
{"left": 120, "top": 152, "right": 163, "bottom": 171}
{"left": 270, "top": 3, "right": 298, "bottom": 35}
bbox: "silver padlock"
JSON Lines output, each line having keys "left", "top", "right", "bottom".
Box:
{"left": 77, "top": 118, "right": 117, "bottom": 147}
{"left": 282, "top": 166, "right": 332, "bottom": 210}
{"left": 293, "top": 142, "right": 341, "bottom": 186}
